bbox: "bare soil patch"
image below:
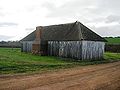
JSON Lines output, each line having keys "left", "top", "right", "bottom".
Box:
{"left": 0, "top": 61, "right": 120, "bottom": 90}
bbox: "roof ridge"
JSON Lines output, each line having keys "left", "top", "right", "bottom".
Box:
{"left": 77, "top": 22, "right": 84, "bottom": 40}
{"left": 37, "top": 21, "right": 78, "bottom": 28}
{"left": 63, "top": 21, "right": 78, "bottom": 39}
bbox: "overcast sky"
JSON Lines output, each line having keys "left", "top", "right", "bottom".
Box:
{"left": 0, "top": 0, "right": 120, "bottom": 41}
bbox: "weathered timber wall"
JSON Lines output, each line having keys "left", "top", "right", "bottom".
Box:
{"left": 82, "top": 41, "right": 105, "bottom": 60}
{"left": 48, "top": 41, "right": 105, "bottom": 60}
{"left": 48, "top": 41, "right": 82, "bottom": 59}
{"left": 21, "top": 41, "right": 33, "bottom": 52}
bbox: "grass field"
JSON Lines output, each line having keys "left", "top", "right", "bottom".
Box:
{"left": 105, "top": 37, "right": 120, "bottom": 44}
{"left": 0, "top": 48, "right": 120, "bottom": 74}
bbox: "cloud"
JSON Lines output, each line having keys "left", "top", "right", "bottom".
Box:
{"left": 25, "top": 28, "right": 35, "bottom": 31}
{"left": 0, "top": 22, "right": 18, "bottom": 27}
{"left": 43, "top": 0, "right": 97, "bottom": 18}
{"left": 0, "top": 35, "right": 13, "bottom": 41}
{"left": 105, "top": 15, "right": 120, "bottom": 23}
{"left": 96, "top": 26, "right": 120, "bottom": 37}
{"left": 98, "top": 0, "right": 120, "bottom": 10}
{"left": 88, "top": 23, "right": 120, "bottom": 37}
{"left": 0, "top": 7, "right": 5, "bottom": 17}
{"left": 0, "top": 0, "right": 120, "bottom": 41}
{"left": 0, "top": 13, "right": 4, "bottom": 17}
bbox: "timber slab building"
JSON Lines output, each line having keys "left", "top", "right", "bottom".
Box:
{"left": 21, "top": 21, "right": 107, "bottom": 60}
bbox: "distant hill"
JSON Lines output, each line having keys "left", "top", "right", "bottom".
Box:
{"left": 104, "top": 37, "right": 120, "bottom": 44}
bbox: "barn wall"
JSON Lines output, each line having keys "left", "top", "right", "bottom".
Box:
{"left": 82, "top": 41, "right": 105, "bottom": 60}
{"left": 48, "top": 41, "right": 105, "bottom": 60}
{"left": 21, "top": 41, "right": 33, "bottom": 52}
{"left": 48, "top": 41, "right": 82, "bottom": 59}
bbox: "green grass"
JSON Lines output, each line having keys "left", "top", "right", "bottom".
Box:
{"left": 0, "top": 48, "right": 73, "bottom": 74}
{"left": 104, "top": 52, "right": 120, "bottom": 60}
{"left": 0, "top": 48, "right": 120, "bottom": 74}
{"left": 105, "top": 37, "right": 120, "bottom": 44}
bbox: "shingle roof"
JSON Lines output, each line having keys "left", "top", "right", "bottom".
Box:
{"left": 21, "top": 21, "right": 107, "bottom": 42}
{"left": 41, "top": 21, "right": 79, "bottom": 41}
{"left": 79, "top": 22, "right": 107, "bottom": 41}
{"left": 20, "top": 31, "right": 35, "bottom": 41}
{"left": 41, "top": 21, "right": 106, "bottom": 42}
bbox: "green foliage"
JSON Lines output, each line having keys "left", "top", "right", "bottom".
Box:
{"left": 0, "top": 48, "right": 120, "bottom": 74}
{"left": 105, "top": 37, "right": 120, "bottom": 44}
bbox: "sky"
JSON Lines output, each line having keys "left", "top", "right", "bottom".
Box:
{"left": 0, "top": 0, "right": 120, "bottom": 41}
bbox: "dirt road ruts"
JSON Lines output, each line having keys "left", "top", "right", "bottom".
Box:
{"left": 0, "top": 61, "right": 120, "bottom": 90}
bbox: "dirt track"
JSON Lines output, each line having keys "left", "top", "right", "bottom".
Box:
{"left": 0, "top": 61, "right": 120, "bottom": 90}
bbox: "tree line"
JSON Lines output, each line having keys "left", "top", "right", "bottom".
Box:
{"left": 0, "top": 41, "right": 21, "bottom": 48}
